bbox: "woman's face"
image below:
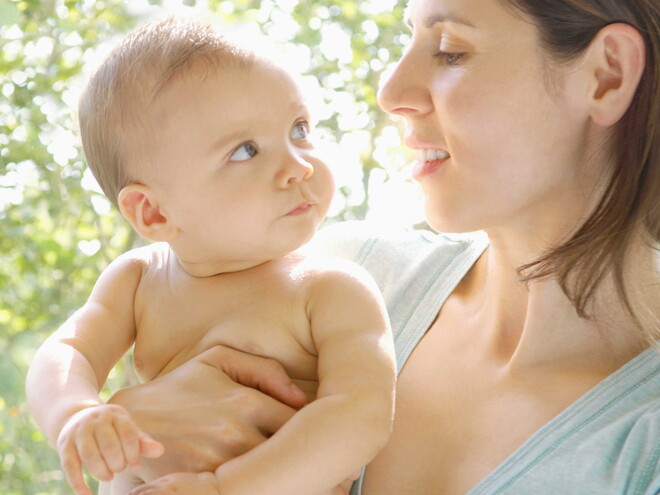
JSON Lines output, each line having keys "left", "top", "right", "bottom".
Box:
{"left": 378, "top": 0, "right": 599, "bottom": 236}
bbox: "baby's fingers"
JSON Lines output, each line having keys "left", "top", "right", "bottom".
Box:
{"left": 60, "top": 443, "right": 92, "bottom": 495}
{"left": 75, "top": 434, "right": 114, "bottom": 482}
{"left": 138, "top": 430, "right": 165, "bottom": 459}
{"left": 113, "top": 414, "right": 143, "bottom": 468}
{"left": 115, "top": 414, "right": 164, "bottom": 467}
{"left": 95, "top": 421, "right": 131, "bottom": 473}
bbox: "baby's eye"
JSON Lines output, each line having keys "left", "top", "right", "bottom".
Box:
{"left": 229, "top": 142, "right": 258, "bottom": 162}
{"left": 291, "top": 120, "right": 311, "bottom": 140}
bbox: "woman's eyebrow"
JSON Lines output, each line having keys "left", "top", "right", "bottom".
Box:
{"left": 405, "top": 13, "right": 476, "bottom": 30}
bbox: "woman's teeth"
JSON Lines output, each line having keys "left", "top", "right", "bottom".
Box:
{"left": 416, "top": 149, "right": 450, "bottom": 162}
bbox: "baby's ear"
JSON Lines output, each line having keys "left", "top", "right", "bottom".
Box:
{"left": 118, "top": 184, "right": 178, "bottom": 242}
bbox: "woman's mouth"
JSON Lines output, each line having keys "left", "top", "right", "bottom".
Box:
{"left": 415, "top": 149, "right": 450, "bottom": 162}
{"left": 411, "top": 148, "right": 450, "bottom": 180}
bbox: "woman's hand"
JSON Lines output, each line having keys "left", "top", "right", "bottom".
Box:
{"left": 126, "top": 470, "right": 361, "bottom": 495}
{"left": 335, "top": 469, "right": 362, "bottom": 495}
{"left": 127, "top": 471, "right": 221, "bottom": 495}
{"left": 108, "top": 345, "right": 307, "bottom": 481}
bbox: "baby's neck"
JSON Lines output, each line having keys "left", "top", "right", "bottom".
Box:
{"left": 167, "top": 246, "right": 272, "bottom": 278}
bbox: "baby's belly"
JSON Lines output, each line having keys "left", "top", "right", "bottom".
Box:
{"left": 134, "top": 321, "right": 320, "bottom": 400}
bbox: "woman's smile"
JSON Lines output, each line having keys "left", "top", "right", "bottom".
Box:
{"left": 411, "top": 152, "right": 450, "bottom": 180}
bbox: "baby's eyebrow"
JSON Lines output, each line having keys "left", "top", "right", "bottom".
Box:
{"left": 208, "top": 129, "right": 249, "bottom": 155}
{"left": 289, "top": 101, "right": 310, "bottom": 118}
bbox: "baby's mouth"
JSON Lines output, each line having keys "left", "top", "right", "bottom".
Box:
{"left": 286, "top": 201, "right": 314, "bottom": 216}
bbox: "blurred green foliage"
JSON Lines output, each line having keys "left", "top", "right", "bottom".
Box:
{"left": 0, "top": 0, "right": 405, "bottom": 492}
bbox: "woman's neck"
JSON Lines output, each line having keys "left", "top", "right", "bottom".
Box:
{"left": 457, "top": 233, "right": 648, "bottom": 373}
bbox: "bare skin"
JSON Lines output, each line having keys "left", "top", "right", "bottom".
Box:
{"left": 108, "top": 345, "right": 306, "bottom": 479}
{"left": 27, "top": 55, "right": 395, "bottom": 495}
{"left": 33, "top": 243, "right": 393, "bottom": 495}
{"left": 73, "top": 1, "right": 653, "bottom": 493}
{"left": 360, "top": 0, "right": 650, "bottom": 492}
{"left": 361, "top": 249, "right": 646, "bottom": 494}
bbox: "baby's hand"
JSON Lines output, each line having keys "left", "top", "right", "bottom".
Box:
{"left": 57, "top": 404, "right": 164, "bottom": 495}
{"left": 127, "top": 471, "right": 221, "bottom": 495}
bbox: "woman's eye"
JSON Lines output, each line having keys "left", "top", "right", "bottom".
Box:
{"left": 229, "top": 142, "right": 258, "bottom": 162}
{"left": 291, "top": 120, "right": 311, "bottom": 140}
{"left": 434, "top": 51, "right": 466, "bottom": 66}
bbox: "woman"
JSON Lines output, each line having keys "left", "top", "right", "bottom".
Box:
{"left": 110, "top": 0, "right": 659, "bottom": 493}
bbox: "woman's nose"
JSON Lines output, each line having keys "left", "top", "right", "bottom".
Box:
{"left": 377, "top": 46, "right": 433, "bottom": 117}
{"left": 277, "top": 153, "right": 314, "bottom": 187}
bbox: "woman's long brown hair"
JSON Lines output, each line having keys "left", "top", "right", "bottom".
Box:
{"left": 505, "top": 0, "right": 660, "bottom": 344}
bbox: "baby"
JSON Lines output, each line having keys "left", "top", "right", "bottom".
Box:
{"left": 26, "top": 18, "right": 395, "bottom": 495}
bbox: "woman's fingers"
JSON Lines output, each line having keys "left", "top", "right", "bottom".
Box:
{"left": 222, "top": 385, "right": 298, "bottom": 436}
{"left": 200, "top": 346, "right": 308, "bottom": 409}
{"left": 348, "top": 469, "right": 362, "bottom": 481}
{"left": 335, "top": 471, "right": 361, "bottom": 495}
{"left": 128, "top": 472, "right": 221, "bottom": 495}
{"left": 109, "top": 345, "right": 302, "bottom": 477}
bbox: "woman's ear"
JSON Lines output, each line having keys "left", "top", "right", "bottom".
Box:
{"left": 586, "top": 23, "right": 645, "bottom": 127}
{"left": 118, "top": 184, "right": 178, "bottom": 242}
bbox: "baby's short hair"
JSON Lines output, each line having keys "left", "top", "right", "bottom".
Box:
{"left": 78, "top": 18, "right": 252, "bottom": 208}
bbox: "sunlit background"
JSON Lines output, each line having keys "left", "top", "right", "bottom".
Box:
{"left": 0, "top": 0, "right": 419, "bottom": 492}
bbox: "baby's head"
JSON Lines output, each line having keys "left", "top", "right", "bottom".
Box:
{"left": 80, "top": 18, "right": 334, "bottom": 274}
{"left": 79, "top": 18, "right": 250, "bottom": 209}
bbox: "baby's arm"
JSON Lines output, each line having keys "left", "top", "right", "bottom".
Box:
{"left": 218, "top": 260, "right": 396, "bottom": 493}
{"left": 26, "top": 251, "right": 163, "bottom": 495}
{"left": 133, "top": 260, "right": 396, "bottom": 495}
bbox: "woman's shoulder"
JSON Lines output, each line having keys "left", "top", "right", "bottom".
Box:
{"left": 306, "top": 222, "right": 489, "bottom": 327}
{"left": 307, "top": 220, "right": 488, "bottom": 266}
{"left": 470, "top": 348, "right": 660, "bottom": 495}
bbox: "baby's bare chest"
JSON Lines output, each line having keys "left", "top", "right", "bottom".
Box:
{"left": 131, "top": 269, "right": 319, "bottom": 389}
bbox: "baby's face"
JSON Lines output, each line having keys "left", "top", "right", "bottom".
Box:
{"left": 144, "top": 60, "right": 335, "bottom": 270}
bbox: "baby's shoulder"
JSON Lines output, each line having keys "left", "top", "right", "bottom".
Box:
{"left": 122, "top": 241, "right": 169, "bottom": 260}
{"left": 109, "top": 242, "right": 169, "bottom": 276}
{"left": 290, "top": 251, "right": 380, "bottom": 295}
